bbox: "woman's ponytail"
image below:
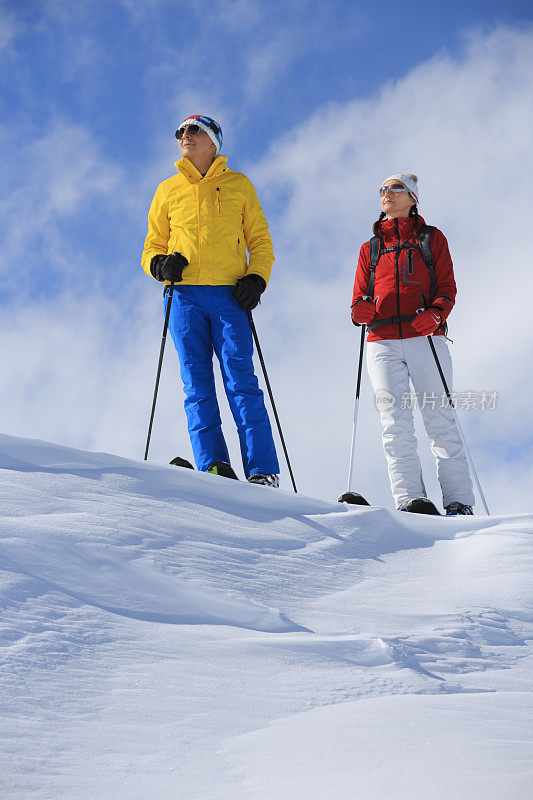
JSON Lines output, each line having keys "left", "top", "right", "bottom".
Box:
{"left": 407, "top": 175, "right": 420, "bottom": 235}
{"left": 409, "top": 204, "right": 420, "bottom": 238}
{"left": 372, "top": 211, "right": 386, "bottom": 240}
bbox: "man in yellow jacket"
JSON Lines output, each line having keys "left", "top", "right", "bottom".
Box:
{"left": 142, "top": 115, "right": 279, "bottom": 485}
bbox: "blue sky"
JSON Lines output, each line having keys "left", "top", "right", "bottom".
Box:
{"left": 3, "top": 1, "right": 531, "bottom": 164}
{"left": 1, "top": 0, "right": 533, "bottom": 510}
{"left": 2, "top": 0, "right": 532, "bottom": 293}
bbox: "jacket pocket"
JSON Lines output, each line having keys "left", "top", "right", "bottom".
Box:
{"left": 237, "top": 235, "right": 248, "bottom": 264}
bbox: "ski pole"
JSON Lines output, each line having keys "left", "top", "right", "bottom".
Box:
{"left": 248, "top": 311, "right": 297, "bottom": 493}
{"left": 427, "top": 336, "right": 490, "bottom": 515}
{"left": 144, "top": 282, "right": 175, "bottom": 460}
{"left": 346, "top": 323, "right": 366, "bottom": 492}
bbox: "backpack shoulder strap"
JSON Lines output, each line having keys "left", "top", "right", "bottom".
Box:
{"left": 417, "top": 225, "right": 436, "bottom": 303}
{"left": 367, "top": 236, "right": 381, "bottom": 299}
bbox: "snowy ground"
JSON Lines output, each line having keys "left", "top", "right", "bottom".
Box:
{"left": 0, "top": 433, "right": 531, "bottom": 799}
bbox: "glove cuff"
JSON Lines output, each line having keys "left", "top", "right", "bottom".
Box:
{"left": 429, "top": 306, "right": 444, "bottom": 324}
{"left": 150, "top": 254, "right": 165, "bottom": 281}
{"left": 247, "top": 274, "right": 267, "bottom": 292}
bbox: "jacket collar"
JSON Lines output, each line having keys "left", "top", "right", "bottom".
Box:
{"left": 380, "top": 214, "right": 426, "bottom": 240}
{"left": 175, "top": 155, "right": 229, "bottom": 183}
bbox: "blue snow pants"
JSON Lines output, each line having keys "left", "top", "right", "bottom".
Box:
{"left": 165, "top": 285, "right": 279, "bottom": 478}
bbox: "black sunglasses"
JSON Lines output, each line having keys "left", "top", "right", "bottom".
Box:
{"left": 175, "top": 120, "right": 220, "bottom": 140}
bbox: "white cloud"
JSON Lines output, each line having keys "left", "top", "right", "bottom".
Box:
{"left": 0, "top": 119, "right": 132, "bottom": 294}
{"left": 214, "top": 0, "right": 262, "bottom": 32}
{"left": 0, "top": 8, "right": 17, "bottom": 55}
{"left": 0, "top": 284, "right": 191, "bottom": 461}
{"left": 243, "top": 30, "right": 301, "bottom": 100}
{"left": 1, "top": 24, "right": 532, "bottom": 516}
{"left": 245, "top": 25, "right": 533, "bottom": 511}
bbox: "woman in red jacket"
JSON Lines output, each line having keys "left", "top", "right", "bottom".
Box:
{"left": 351, "top": 174, "right": 474, "bottom": 515}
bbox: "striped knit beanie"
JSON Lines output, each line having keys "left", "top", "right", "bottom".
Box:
{"left": 176, "top": 115, "right": 223, "bottom": 155}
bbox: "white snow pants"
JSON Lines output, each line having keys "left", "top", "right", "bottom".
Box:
{"left": 366, "top": 336, "right": 475, "bottom": 509}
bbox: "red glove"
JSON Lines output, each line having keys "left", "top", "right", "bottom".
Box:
{"left": 351, "top": 299, "right": 375, "bottom": 324}
{"left": 412, "top": 307, "right": 443, "bottom": 335}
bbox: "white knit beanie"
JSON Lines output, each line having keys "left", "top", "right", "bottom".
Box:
{"left": 382, "top": 173, "right": 419, "bottom": 203}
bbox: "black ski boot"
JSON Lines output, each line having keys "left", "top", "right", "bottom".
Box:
{"left": 207, "top": 461, "right": 239, "bottom": 480}
{"left": 338, "top": 491, "right": 370, "bottom": 506}
{"left": 445, "top": 502, "right": 474, "bottom": 516}
{"left": 399, "top": 497, "right": 441, "bottom": 515}
{"left": 169, "top": 457, "right": 194, "bottom": 469}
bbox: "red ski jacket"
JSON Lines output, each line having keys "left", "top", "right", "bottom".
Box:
{"left": 352, "top": 216, "right": 457, "bottom": 342}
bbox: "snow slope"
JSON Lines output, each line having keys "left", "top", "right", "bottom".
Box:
{"left": 0, "top": 433, "right": 531, "bottom": 799}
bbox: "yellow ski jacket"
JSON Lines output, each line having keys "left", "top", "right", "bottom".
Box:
{"left": 142, "top": 155, "right": 275, "bottom": 286}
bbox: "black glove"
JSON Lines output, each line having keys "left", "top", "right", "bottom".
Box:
{"left": 150, "top": 252, "right": 189, "bottom": 283}
{"left": 232, "top": 274, "right": 266, "bottom": 311}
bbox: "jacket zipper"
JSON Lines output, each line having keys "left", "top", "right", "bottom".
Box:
{"left": 394, "top": 218, "right": 403, "bottom": 339}
{"left": 216, "top": 187, "right": 221, "bottom": 214}
{"left": 195, "top": 184, "right": 200, "bottom": 274}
